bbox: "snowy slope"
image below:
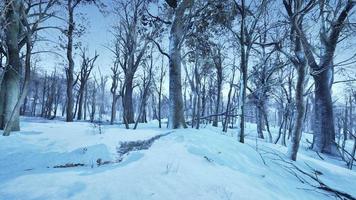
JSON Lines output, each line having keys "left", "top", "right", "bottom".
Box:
{"left": 0, "top": 118, "right": 355, "bottom": 200}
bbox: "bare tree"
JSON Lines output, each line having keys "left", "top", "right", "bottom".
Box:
{"left": 153, "top": 56, "right": 167, "bottom": 128}
{"left": 164, "top": 0, "right": 195, "bottom": 129}
{"left": 110, "top": 59, "right": 122, "bottom": 125}
{"left": 278, "top": 0, "right": 310, "bottom": 161}
{"left": 134, "top": 50, "right": 154, "bottom": 129}
{"left": 211, "top": 44, "right": 224, "bottom": 127}
{"left": 113, "top": 0, "right": 158, "bottom": 124}
{"left": 77, "top": 49, "right": 98, "bottom": 120}
{"left": 1, "top": 0, "right": 58, "bottom": 135}
{"left": 290, "top": 0, "right": 355, "bottom": 154}
{"left": 225, "top": 0, "right": 269, "bottom": 143}
{"left": 62, "top": 0, "right": 103, "bottom": 122}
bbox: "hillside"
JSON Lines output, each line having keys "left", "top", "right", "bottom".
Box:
{"left": 0, "top": 118, "right": 355, "bottom": 200}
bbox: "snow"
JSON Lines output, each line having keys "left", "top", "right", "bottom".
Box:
{"left": 0, "top": 117, "right": 355, "bottom": 200}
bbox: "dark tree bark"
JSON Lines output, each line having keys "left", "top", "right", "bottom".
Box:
{"left": 123, "top": 76, "right": 135, "bottom": 124}
{"left": 65, "top": 0, "right": 75, "bottom": 122}
{"left": 256, "top": 106, "right": 265, "bottom": 139}
{"left": 312, "top": 67, "right": 338, "bottom": 154}
{"left": 166, "top": 0, "right": 193, "bottom": 129}
{"left": 212, "top": 48, "right": 223, "bottom": 127}
{"left": 292, "top": 0, "right": 355, "bottom": 155}
{"left": 77, "top": 50, "right": 98, "bottom": 120}
{"left": 0, "top": 0, "right": 22, "bottom": 132}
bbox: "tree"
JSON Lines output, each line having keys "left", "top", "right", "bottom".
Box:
{"left": 62, "top": 0, "right": 103, "bottom": 122}
{"left": 224, "top": 0, "right": 269, "bottom": 143}
{"left": 134, "top": 49, "right": 154, "bottom": 129}
{"left": 1, "top": 0, "right": 58, "bottom": 135}
{"left": 110, "top": 58, "right": 122, "bottom": 125}
{"left": 211, "top": 44, "right": 224, "bottom": 127}
{"left": 164, "top": 0, "right": 194, "bottom": 129}
{"left": 153, "top": 56, "right": 167, "bottom": 128}
{"left": 280, "top": 0, "right": 310, "bottom": 161}
{"left": 291, "top": 0, "right": 355, "bottom": 154}
{"left": 77, "top": 49, "right": 98, "bottom": 120}
{"left": 113, "top": 0, "right": 158, "bottom": 125}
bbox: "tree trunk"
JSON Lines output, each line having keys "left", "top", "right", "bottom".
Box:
{"left": 167, "top": 12, "right": 187, "bottom": 129}
{"left": 288, "top": 61, "right": 306, "bottom": 161}
{"left": 223, "top": 77, "right": 234, "bottom": 132}
{"left": 349, "top": 96, "right": 353, "bottom": 139}
{"left": 191, "top": 92, "right": 197, "bottom": 128}
{"left": 238, "top": 0, "right": 247, "bottom": 143}
{"left": 350, "top": 136, "right": 356, "bottom": 170}
{"left": 312, "top": 67, "right": 338, "bottom": 155}
{"left": 256, "top": 106, "right": 264, "bottom": 139}
{"left": 342, "top": 103, "right": 348, "bottom": 157}
{"left": 77, "top": 85, "right": 85, "bottom": 120}
{"left": 195, "top": 65, "right": 201, "bottom": 129}
{"left": 0, "top": 82, "right": 5, "bottom": 127}
{"left": 158, "top": 87, "right": 162, "bottom": 129}
{"left": 0, "top": 0, "right": 21, "bottom": 131}
{"left": 84, "top": 84, "right": 88, "bottom": 120}
{"left": 111, "top": 95, "right": 118, "bottom": 125}
{"left": 123, "top": 76, "right": 135, "bottom": 124}
{"left": 3, "top": 38, "right": 32, "bottom": 136}
{"left": 66, "top": 1, "right": 75, "bottom": 122}
{"left": 213, "top": 64, "right": 222, "bottom": 127}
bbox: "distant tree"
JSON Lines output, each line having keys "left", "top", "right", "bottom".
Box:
{"left": 112, "top": 0, "right": 160, "bottom": 125}
{"left": 60, "top": 0, "right": 104, "bottom": 122}
{"left": 76, "top": 49, "right": 98, "bottom": 120}
{"left": 110, "top": 58, "right": 122, "bottom": 125}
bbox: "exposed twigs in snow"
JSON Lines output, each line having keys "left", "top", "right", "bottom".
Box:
{"left": 262, "top": 149, "right": 356, "bottom": 200}
{"left": 117, "top": 131, "right": 174, "bottom": 158}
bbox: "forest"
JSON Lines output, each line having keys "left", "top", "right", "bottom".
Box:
{"left": 0, "top": 0, "right": 356, "bottom": 199}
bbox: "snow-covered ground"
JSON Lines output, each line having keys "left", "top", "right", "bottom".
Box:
{"left": 0, "top": 117, "right": 355, "bottom": 200}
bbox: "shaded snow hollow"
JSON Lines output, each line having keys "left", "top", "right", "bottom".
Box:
{"left": 0, "top": 118, "right": 355, "bottom": 200}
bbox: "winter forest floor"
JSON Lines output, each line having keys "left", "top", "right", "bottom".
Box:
{"left": 0, "top": 117, "right": 355, "bottom": 200}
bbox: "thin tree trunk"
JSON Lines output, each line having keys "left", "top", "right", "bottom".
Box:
{"left": 288, "top": 61, "right": 306, "bottom": 161}
{"left": 77, "top": 85, "right": 85, "bottom": 120}
{"left": 111, "top": 96, "right": 118, "bottom": 125}
{"left": 213, "top": 61, "right": 222, "bottom": 127}
{"left": 349, "top": 96, "right": 353, "bottom": 139}
{"left": 256, "top": 106, "right": 264, "bottom": 139}
{"left": 223, "top": 72, "right": 235, "bottom": 132}
{"left": 84, "top": 84, "right": 88, "bottom": 120}
{"left": 238, "top": 0, "right": 247, "bottom": 143}
{"left": 66, "top": 0, "right": 75, "bottom": 122}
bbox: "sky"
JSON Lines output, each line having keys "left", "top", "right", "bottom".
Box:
{"left": 34, "top": 0, "right": 355, "bottom": 102}
{"left": 37, "top": 2, "right": 115, "bottom": 76}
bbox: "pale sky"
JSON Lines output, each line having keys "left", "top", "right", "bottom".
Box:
{"left": 34, "top": 1, "right": 355, "bottom": 102}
